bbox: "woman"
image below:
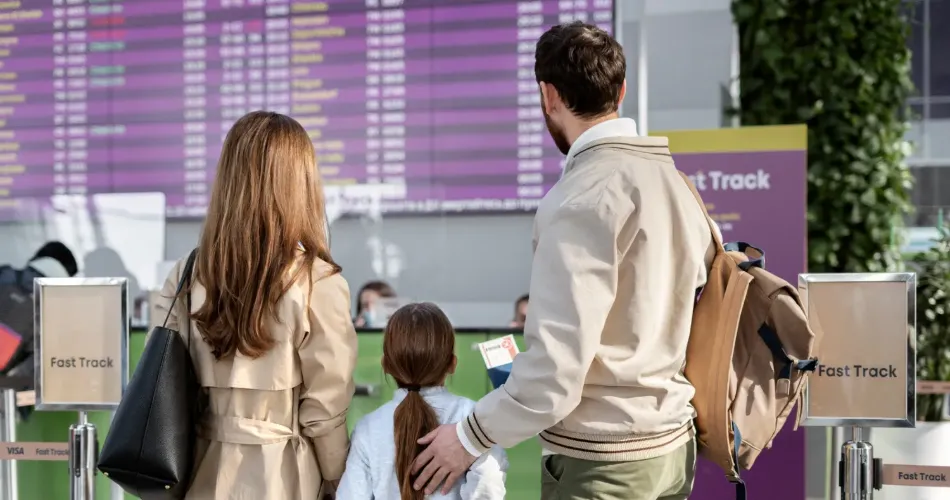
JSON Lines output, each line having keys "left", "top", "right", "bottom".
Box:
{"left": 154, "top": 111, "right": 357, "bottom": 499}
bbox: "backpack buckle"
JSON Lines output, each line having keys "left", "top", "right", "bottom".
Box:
{"left": 796, "top": 358, "right": 818, "bottom": 372}
{"left": 776, "top": 378, "right": 791, "bottom": 397}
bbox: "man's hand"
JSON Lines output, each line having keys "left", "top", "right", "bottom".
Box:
{"left": 411, "top": 423, "right": 478, "bottom": 494}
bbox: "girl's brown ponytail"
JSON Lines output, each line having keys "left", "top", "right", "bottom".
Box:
{"left": 393, "top": 389, "right": 439, "bottom": 500}
{"left": 383, "top": 303, "right": 457, "bottom": 500}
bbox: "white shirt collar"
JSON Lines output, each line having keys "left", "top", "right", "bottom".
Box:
{"left": 564, "top": 117, "right": 639, "bottom": 165}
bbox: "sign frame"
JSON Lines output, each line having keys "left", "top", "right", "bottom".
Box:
{"left": 798, "top": 272, "right": 916, "bottom": 428}
{"left": 33, "top": 278, "right": 129, "bottom": 412}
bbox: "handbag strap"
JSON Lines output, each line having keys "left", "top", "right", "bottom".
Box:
{"left": 161, "top": 248, "right": 198, "bottom": 331}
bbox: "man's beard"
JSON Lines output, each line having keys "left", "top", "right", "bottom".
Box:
{"left": 543, "top": 107, "right": 571, "bottom": 155}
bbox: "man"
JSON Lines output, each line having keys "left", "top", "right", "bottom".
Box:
{"left": 508, "top": 293, "right": 528, "bottom": 328}
{"left": 412, "top": 22, "right": 715, "bottom": 500}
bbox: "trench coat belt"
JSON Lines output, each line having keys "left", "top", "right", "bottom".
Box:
{"left": 198, "top": 415, "right": 300, "bottom": 446}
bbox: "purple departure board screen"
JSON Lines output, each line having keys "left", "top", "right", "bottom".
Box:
{"left": 0, "top": 0, "right": 614, "bottom": 219}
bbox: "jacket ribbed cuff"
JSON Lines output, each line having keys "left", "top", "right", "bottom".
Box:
{"left": 455, "top": 421, "right": 481, "bottom": 457}
{"left": 460, "top": 412, "right": 494, "bottom": 455}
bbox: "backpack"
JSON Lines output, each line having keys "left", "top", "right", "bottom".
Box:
{"left": 0, "top": 264, "right": 43, "bottom": 375}
{"left": 678, "top": 173, "right": 819, "bottom": 500}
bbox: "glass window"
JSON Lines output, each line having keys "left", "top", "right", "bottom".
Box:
{"left": 910, "top": 165, "right": 936, "bottom": 205}
{"left": 930, "top": 0, "right": 950, "bottom": 97}
{"left": 907, "top": 0, "right": 926, "bottom": 96}
{"left": 908, "top": 165, "right": 950, "bottom": 226}
{"left": 931, "top": 100, "right": 950, "bottom": 119}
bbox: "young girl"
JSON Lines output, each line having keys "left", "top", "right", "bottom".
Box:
{"left": 337, "top": 303, "right": 507, "bottom": 500}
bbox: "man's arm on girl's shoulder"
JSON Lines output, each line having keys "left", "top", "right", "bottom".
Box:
{"left": 335, "top": 421, "right": 374, "bottom": 500}
{"left": 459, "top": 446, "right": 508, "bottom": 500}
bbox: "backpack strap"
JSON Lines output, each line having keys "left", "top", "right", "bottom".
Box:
{"left": 731, "top": 422, "right": 748, "bottom": 500}
{"left": 678, "top": 171, "right": 724, "bottom": 250}
{"left": 720, "top": 271, "right": 752, "bottom": 500}
{"left": 678, "top": 171, "right": 748, "bottom": 500}
{"left": 723, "top": 242, "right": 765, "bottom": 271}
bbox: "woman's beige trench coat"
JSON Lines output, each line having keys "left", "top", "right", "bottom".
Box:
{"left": 154, "top": 256, "right": 357, "bottom": 500}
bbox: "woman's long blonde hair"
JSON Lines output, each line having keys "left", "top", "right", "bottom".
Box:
{"left": 190, "top": 111, "right": 338, "bottom": 359}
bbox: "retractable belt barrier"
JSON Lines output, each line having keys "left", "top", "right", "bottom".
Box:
{"left": 0, "top": 442, "right": 69, "bottom": 461}
{"left": 881, "top": 464, "right": 950, "bottom": 489}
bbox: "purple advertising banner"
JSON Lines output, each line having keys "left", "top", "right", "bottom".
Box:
{"left": 658, "top": 125, "right": 809, "bottom": 500}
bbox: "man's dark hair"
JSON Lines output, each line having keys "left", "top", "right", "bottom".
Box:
{"left": 31, "top": 241, "right": 78, "bottom": 277}
{"left": 535, "top": 22, "right": 626, "bottom": 119}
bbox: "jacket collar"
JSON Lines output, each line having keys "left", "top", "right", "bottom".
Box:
{"left": 564, "top": 136, "right": 673, "bottom": 176}
{"left": 564, "top": 117, "right": 640, "bottom": 165}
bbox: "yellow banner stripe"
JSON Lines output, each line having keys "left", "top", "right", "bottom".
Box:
{"left": 651, "top": 124, "right": 808, "bottom": 154}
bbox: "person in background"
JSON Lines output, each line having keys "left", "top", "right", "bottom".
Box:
{"left": 411, "top": 22, "right": 714, "bottom": 500}
{"left": 337, "top": 302, "right": 507, "bottom": 500}
{"left": 155, "top": 111, "right": 358, "bottom": 500}
{"left": 0, "top": 241, "right": 78, "bottom": 353}
{"left": 353, "top": 280, "right": 396, "bottom": 327}
{"left": 22, "top": 241, "right": 79, "bottom": 279}
{"left": 508, "top": 294, "right": 529, "bottom": 329}
{"left": 0, "top": 241, "right": 78, "bottom": 410}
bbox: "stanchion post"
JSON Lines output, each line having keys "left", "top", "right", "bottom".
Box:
{"left": 0, "top": 388, "right": 17, "bottom": 500}
{"left": 840, "top": 427, "right": 874, "bottom": 499}
{"left": 33, "top": 278, "right": 128, "bottom": 500}
{"left": 68, "top": 411, "right": 97, "bottom": 500}
{"left": 798, "top": 274, "right": 916, "bottom": 500}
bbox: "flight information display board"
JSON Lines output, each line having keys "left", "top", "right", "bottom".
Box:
{"left": 0, "top": 0, "right": 614, "bottom": 219}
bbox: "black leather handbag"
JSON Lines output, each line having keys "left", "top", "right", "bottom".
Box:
{"left": 99, "top": 249, "right": 201, "bottom": 499}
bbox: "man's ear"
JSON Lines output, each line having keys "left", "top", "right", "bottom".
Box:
{"left": 539, "top": 81, "right": 558, "bottom": 115}
{"left": 618, "top": 78, "right": 627, "bottom": 108}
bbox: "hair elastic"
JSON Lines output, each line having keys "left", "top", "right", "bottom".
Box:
{"left": 404, "top": 385, "right": 421, "bottom": 392}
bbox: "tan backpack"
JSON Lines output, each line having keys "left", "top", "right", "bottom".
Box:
{"left": 679, "top": 173, "right": 819, "bottom": 500}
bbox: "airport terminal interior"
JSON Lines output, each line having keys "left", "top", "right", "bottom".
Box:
{"left": 1, "top": 0, "right": 949, "bottom": 499}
